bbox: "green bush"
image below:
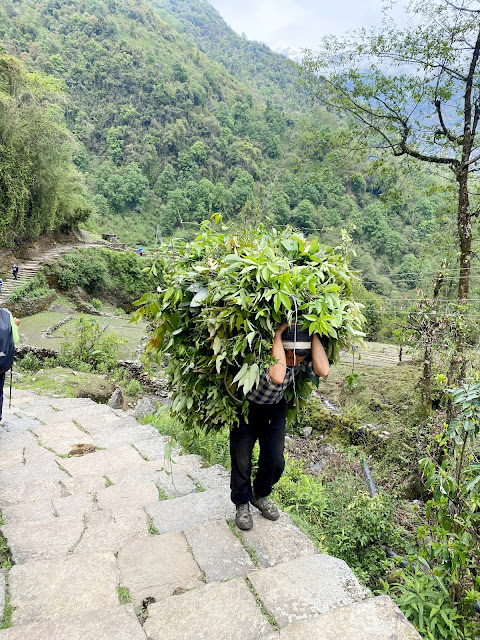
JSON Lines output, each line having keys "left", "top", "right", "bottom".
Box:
{"left": 90, "top": 297, "right": 103, "bottom": 310}
{"left": 125, "top": 379, "right": 142, "bottom": 396}
{"left": 59, "top": 316, "right": 127, "bottom": 373}
{"left": 19, "top": 352, "right": 42, "bottom": 372}
{"left": 46, "top": 248, "right": 154, "bottom": 304}
{"left": 7, "top": 274, "right": 51, "bottom": 303}
{"left": 274, "top": 456, "right": 403, "bottom": 588}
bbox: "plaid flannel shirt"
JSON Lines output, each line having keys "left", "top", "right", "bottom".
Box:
{"left": 246, "top": 360, "right": 316, "bottom": 405}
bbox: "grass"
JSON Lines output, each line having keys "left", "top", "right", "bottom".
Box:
{"left": 315, "top": 362, "right": 422, "bottom": 432}
{"left": 1, "top": 591, "right": 12, "bottom": 629}
{"left": 104, "top": 476, "right": 113, "bottom": 487}
{"left": 157, "top": 486, "right": 169, "bottom": 501}
{"left": 148, "top": 518, "right": 160, "bottom": 535}
{"left": 18, "top": 311, "right": 147, "bottom": 359}
{"left": 117, "top": 585, "right": 133, "bottom": 605}
{"left": 244, "top": 577, "right": 279, "bottom": 630}
{"left": 16, "top": 367, "right": 115, "bottom": 403}
{"left": 226, "top": 520, "right": 260, "bottom": 568}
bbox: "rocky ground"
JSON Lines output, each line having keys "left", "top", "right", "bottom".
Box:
{"left": 0, "top": 389, "right": 421, "bottom": 639}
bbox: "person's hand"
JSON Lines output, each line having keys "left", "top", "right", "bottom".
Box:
{"left": 14, "top": 317, "right": 19, "bottom": 326}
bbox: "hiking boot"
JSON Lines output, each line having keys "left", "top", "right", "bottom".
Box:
{"left": 250, "top": 492, "right": 280, "bottom": 521}
{"left": 235, "top": 503, "right": 253, "bottom": 530}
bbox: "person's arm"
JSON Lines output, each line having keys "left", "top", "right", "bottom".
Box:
{"left": 268, "top": 322, "right": 289, "bottom": 384}
{"left": 9, "top": 312, "right": 19, "bottom": 345}
{"left": 311, "top": 334, "right": 329, "bottom": 379}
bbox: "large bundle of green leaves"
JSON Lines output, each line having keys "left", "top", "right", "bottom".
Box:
{"left": 135, "top": 220, "right": 365, "bottom": 434}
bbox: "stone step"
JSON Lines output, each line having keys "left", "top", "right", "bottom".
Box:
{"left": 143, "top": 577, "right": 274, "bottom": 640}
{"left": 0, "top": 605, "right": 147, "bottom": 640}
{"left": 145, "top": 487, "right": 233, "bottom": 534}
{"left": 273, "top": 595, "right": 422, "bottom": 639}
{"left": 247, "top": 554, "right": 370, "bottom": 628}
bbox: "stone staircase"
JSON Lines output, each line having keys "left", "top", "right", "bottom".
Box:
{"left": 0, "top": 390, "right": 422, "bottom": 640}
{"left": 0, "top": 240, "right": 123, "bottom": 304}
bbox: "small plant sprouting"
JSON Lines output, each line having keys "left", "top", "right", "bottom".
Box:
{"left": 117, "top": 585, "right": 133, "bottom": 605}
{"left": 148, "top": 518, "right": 160, "bottom": 535}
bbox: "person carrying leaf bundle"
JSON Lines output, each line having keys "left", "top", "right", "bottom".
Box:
{"left": 231, "top": 323, "right": 330, "bottom": 530}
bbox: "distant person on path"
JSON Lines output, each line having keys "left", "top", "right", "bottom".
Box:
{"left": 0, "top": 309, "right": 19, "bottom": 423}
{"left": 231, "top": 322, "right": 330, "bottom": 531}
{"left": 137, "top": 247, "right": 144, "bottom": 257}
{"left": 12, "top": 264, "right": 18, "bottom": 280}
{"left": 0, "top": 279, "right": 3, "bottom": 294}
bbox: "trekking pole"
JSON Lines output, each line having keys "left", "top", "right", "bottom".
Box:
{"left": 9, "top": 367, "right": 12, "bottom": 409}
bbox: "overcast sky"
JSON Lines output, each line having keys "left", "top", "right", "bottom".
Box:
{"left": 208, "top": 0, "right": 399, "bottom": 51}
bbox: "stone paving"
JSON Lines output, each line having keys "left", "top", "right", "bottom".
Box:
{"left": 0, "top": 389, "right": 422, "bottom": 639}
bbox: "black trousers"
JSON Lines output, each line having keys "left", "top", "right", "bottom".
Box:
{"left": 230, "top": 397, "right": 286, "bottom": 505}
{"left": 0, "top": 372, "right": 5, "bottom": 421}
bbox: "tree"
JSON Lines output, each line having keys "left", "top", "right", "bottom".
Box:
{"left": 303, "top": 0, "right": 480, "bottom": 306}
{"left": 0, "top": 53, "right": 91, "bottom": 246}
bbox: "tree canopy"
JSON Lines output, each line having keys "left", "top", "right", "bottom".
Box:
{"left": 0, "top": 52, "right": 90, "bottom": 245}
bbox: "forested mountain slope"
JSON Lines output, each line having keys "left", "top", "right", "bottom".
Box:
{"left": 151, "top": 0, "right": 310, "bottom": 109}
{"left": 0, "top": 0, "right": 443, "bottom": 297}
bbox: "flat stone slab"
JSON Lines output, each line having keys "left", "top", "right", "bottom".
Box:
{"left": 143, "top": 577, "right": 273, "bottom": 640}
{"left": 1, "top": 516, "right": 85, "bottom": 564}
{"left": 30, "top": 406, "right": 114, "bottom": 428}
{"left": 9, "top": 552, "right": 119, "bottom": 625}
{"left": 0, "top": 459, "right": 67, "bottom": 485}
{"left": 96, "top": 481, "right": 158, "bottom": 511}
{"left": 0, "top": 416, "right": 41, "bottom": 433}
{"left": 131, "top": 436, "right": 168, "bottom": 461}
{"left": 73, "top": 413, "right": 137, "bottom": 436}
{"left": 241, "top": 511, "right": 317, "bottom": 568}
{"left": 74, "top": 508, "right": 149, "bottom": 555}
{"left": 0, "top": 431, "right": 37, "bottom": 450}
{"left": 184, "top": 520, "right": 255, "bottom": 582}
{"left": 247, "top": 554, "right": 370, "bottom": 628}
{"left": 155, "top": 469, "right": 197, "bottom": 498}
{"left": 31, "top": 422, "right": 96, "bottom": 456}
{"left": 0, "top": 480, "right": 61, "bottom": 507}
{"left": 106, "top": 462, "right": 197, "bottom": 497}
{"left": 49, "top": 397, "right": 99, "bottom": 411}
{"left": 187, "top": 464, "right": 230, "bottom": 491}
{"left": 65, "top": 411, "right": 120, "bottom": 435}
{"left": 60, "top": 473, "right": 107, "bottom": 496}
{"left": 146, "top": 488, "right": 232, "bottom": 534}
{"left": 0, "top": 449, "right": 24, "bottom": 471}
{"left": 0, "top": 605, "right": 147, "bottom": 640}
{"left": 118, "top": 532, "right": 204, "bottom": 607}
{"left": 277, "top": 595, "right": 422, "bottom": 639}
{"left": 56, "top": 445, "right": 145, "bottom": 477}
{"left": 2, "top": 499, "right": 54, "bottom": 524}
{"left": 52, "top": 493, "right": 95, "bottom": 518}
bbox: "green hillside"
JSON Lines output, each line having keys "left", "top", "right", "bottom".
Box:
{"left": 0, "top": 0, "right": 444, "bottom": 300}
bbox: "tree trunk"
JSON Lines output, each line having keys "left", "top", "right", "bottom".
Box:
{"left": 422, "top": 341, "right": 432, "bottom": 419}
{"left": 457, "top": 170, "right": 471, "bottom": 304}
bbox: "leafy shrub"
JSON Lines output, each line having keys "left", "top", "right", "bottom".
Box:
{"left": 19, "top": 352, "right": 42, "bottom": 372}
{"left": 274, "top": 457, "right": 403, "bottom": 587}
{"left": 125, "top": 379, "right": 142, "bottom": 396}
{"left": 46, "top": 248, "right": 153, "bottom": 303}
{"left": 7, "top": 274, "right": 51, "bottom": 303}
{"left": 59, "top": 316, "right": 127, "bottom": 373}
{"left": 90, "top": 297, "right": 103, "bottom": 310}
{"left": 385, "top": 380, "right": 480, "bottom": 639}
